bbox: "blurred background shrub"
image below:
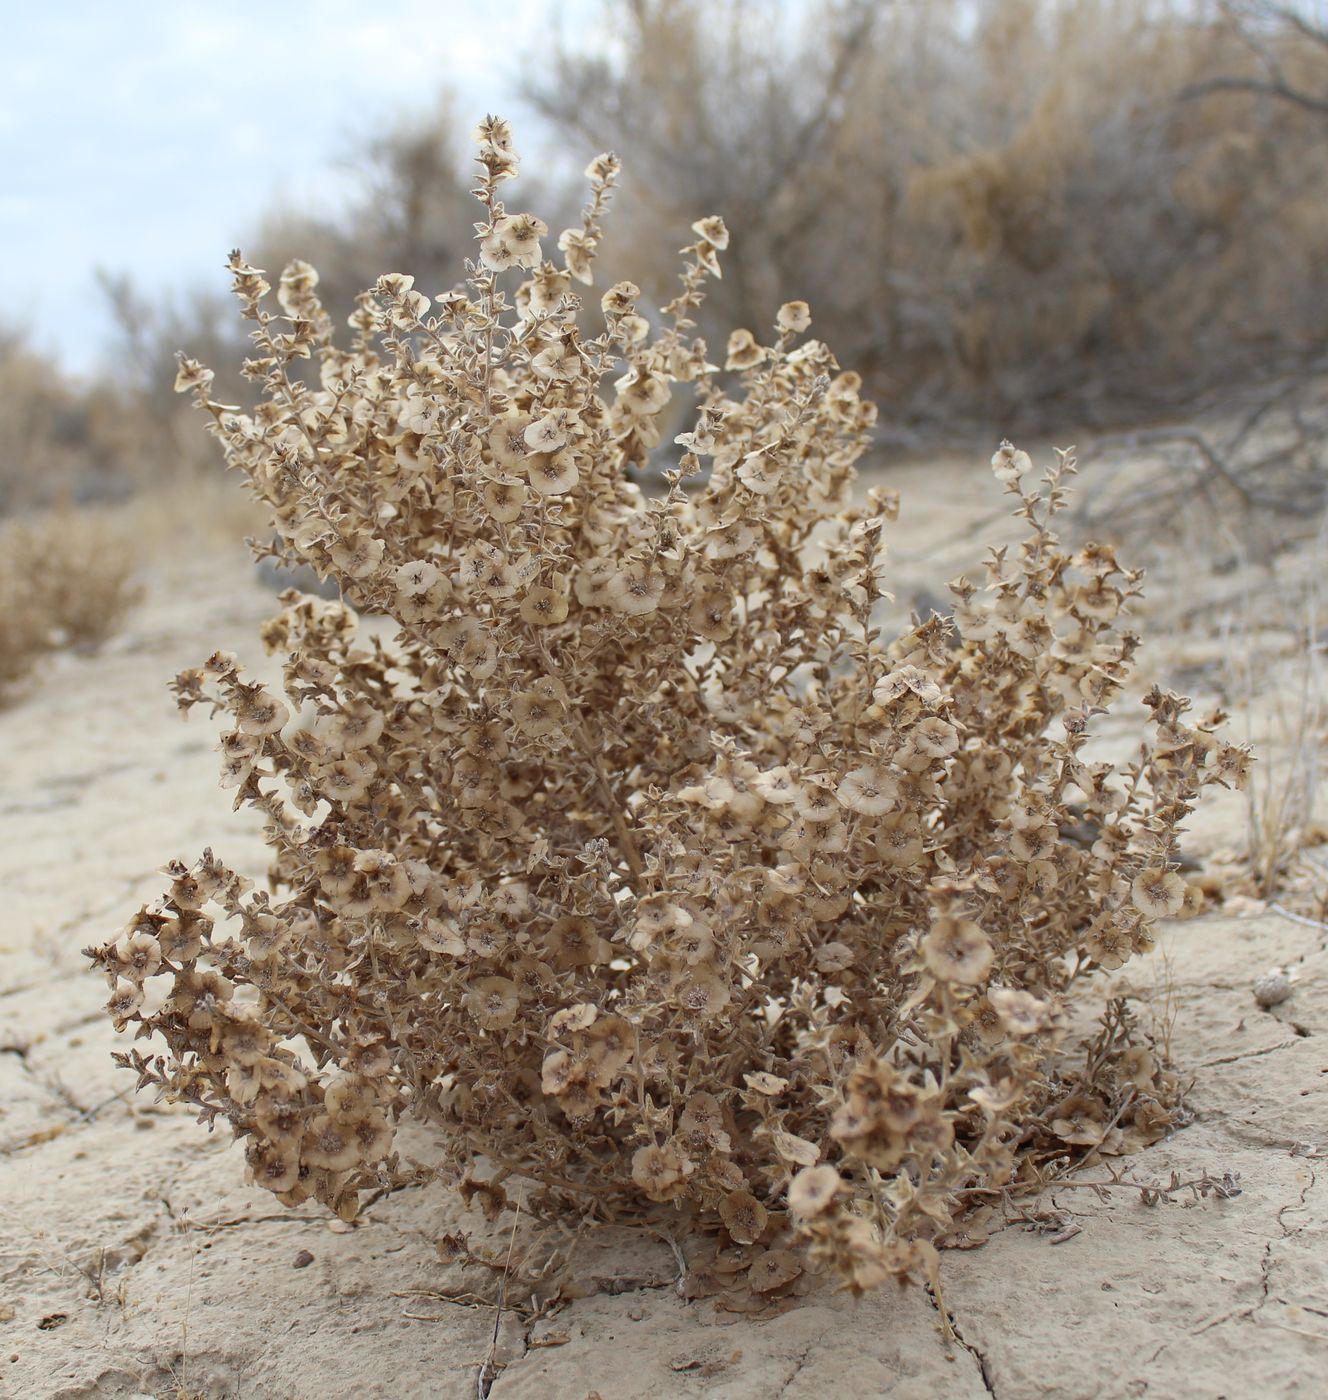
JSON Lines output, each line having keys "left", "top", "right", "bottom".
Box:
{"left": 3, "top": 0, "right": 1325, "bottom": 510}
{"left": 529, "top": 0, "right": 1328, "bottom": 439}
{"left": 0, "top": 506, "right": 140, "bottom": 695}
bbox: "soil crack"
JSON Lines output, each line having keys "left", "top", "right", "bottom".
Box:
{"left": 1197, "top": 1037, "right": 1300, "bottom": 1068}
{"left": 944, "top": 1308, "right": 998, "bottom": 1399}
{"left": 773, "top": 1341, "right": 814, "bottom": 1398}
{"left": 1275, "top": 1165, "right": 1317, "bottom": 1237}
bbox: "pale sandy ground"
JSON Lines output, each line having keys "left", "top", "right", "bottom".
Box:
{"left": 1, "top": 458, "right": 1325, "bottom": 1400}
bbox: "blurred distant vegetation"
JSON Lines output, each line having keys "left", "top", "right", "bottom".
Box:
{"left": 4, "top": 0, "right": 1327, "bottom": 512}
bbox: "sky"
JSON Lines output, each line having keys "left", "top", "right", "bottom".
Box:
{"left": 0, "top": 1, "right": 586, "bottom": 376}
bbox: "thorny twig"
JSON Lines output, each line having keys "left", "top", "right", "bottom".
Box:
{"left": 1047, "top": 1167, "right": 1243, "bottom": 1208}
{"left": 958, "top": 1165, "right": 1243, "bottom": 1210}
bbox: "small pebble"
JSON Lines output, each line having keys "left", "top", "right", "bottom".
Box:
{"left": 293, "top": 1249, "right": 315, "bottom": 1269}
{"left": 1254, "top": 972, "right": 1293, "bottom": 1009}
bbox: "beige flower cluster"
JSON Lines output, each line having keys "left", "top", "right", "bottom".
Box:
{"left": 89, "top": 120, "right": 1248, "bottom": 1300}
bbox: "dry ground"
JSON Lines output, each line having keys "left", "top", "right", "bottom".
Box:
{"left": 1, "top": 456, "right": 1324, "bottom": 1399}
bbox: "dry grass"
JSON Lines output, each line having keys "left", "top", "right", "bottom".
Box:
{"left": 0, "top": 506, "right": 141, "bottom": 698}
{"left": 1226, "top": 536, "right": 1327, "bottom": 901}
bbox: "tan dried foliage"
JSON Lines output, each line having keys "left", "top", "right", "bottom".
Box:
{"left": 89, "top": 121, "right": 1249, "bottom": 1298}
{"left": 0, "top": 507, "right": 140, "bottom": 696}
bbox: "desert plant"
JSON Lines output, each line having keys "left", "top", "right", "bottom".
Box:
{"left": 1227, "top": 537, "right": 1325, "bottom": 899}
{"left": 90, "top": 120, "right": 1248, "bottom": 1304}
{"left": 95, "top": 94, "right": 482, "bottom": 490}
{"left": 0, "top": 506, "right": 140, "bottom": 697}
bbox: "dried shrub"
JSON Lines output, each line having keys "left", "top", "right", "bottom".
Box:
{"left": 0, "top": 327, "right": 143, "bottom": 512}
{"left": 90, "top": 121, "right": 1248, "bottom": 1300}
{"left": 530, "top": 0, "right": 1328, "bottom": 432}
{"left": 0, "top": 507, "right": 140, "bottom": 697}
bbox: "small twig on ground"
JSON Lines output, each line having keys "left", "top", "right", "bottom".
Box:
{"left": 1073, "top": 1087, "right": 1139, "bottom": 1175}
{"left": 1269, "top": 901, "right": 1328, "bottom": 934}
{"left": 394, "top": 1288, "right": 499, "bottom": 1318}
{"left": 632, "top": 1224, "right": 688, "bottom": 1290}
{"left": 477, "top": 1198, "right": 523, "bottom": 1399}
{"left": 958, "top": 1166, "right": 1242, "bottom": 1209}
{"left": 1048, "top": 1168, "right": 1243, "bottom": 1207}
{"left": 73, "top": 1087, "right": 133, "bottom": 1122}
